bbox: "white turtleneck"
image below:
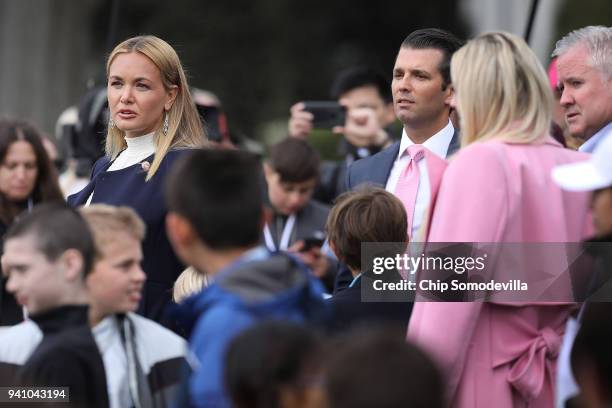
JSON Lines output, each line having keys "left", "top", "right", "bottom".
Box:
{"left": 85, "top": 132, "right": 156, "bottom": 206}
{"left": 107, "top": 132, "right": 156, "bottom": 171}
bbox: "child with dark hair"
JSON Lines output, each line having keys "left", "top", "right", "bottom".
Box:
{"left": 326, "top": 186, "right": 412, "bottom": 334}
{"left": 165, "top": 149, "right": 329, "bottom": 408}
{"left": 263, "top": 138, "right": 335, "bottom": 290}
{"left": 289, "top": 66, "right": 398, "bottom": 205}
{"left": 3, "top": 203, "right": 108, "bottom": 407}
{"left": 225, "top": 321, "right": 325, "bottom": 408}
{"left": 330, "top": 66, "right": 393, "bottom": 103}
{"left": 324, "top": 329, "right": 444, "bottom": 408}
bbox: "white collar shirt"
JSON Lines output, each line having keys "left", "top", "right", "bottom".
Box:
{"left": 385, "top": 120, "right": 455, "bottom": 240}
{"left": 578, "top": 122, "right": 612, "bottom": 153}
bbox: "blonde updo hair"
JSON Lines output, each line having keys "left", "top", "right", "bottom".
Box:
{"left": 173, "top": 266, "right": 208, "bottom": 303}
{"left": 106, "top": 35, "right": 206, "bottom": 180}
{"left": 451, "top": 31, "right": 553, "bottom": 146}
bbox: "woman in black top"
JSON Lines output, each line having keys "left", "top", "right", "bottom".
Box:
{"left": 0, "top": 119, "right": 63, "bottom": 325}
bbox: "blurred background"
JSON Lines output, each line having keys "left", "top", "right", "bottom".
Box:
{"left": 0, "top": 0, "right": 610, "bottom": 152}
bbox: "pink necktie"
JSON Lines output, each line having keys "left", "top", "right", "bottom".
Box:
{"left": 395, "top": 145, "right": 425, "bottom": 236}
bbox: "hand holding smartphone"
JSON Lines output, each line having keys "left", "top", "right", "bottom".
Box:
{"left": 300, "top": 237, "right": 325, "bottom": 252}
{"left": 301, "top": 101, "right": 346, "bottom": 129}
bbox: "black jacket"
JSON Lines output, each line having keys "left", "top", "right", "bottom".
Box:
{"left": 328, "top": 275, "right": 412, "bottom": 337}
{"left": 0, "top": 220, "right": 23, "bottom": 325}
{"left": 583, "top": 232, "right": 612, "bottom": 301}
{"left": 19, "top": 305, "right": 109, "bottom": 408}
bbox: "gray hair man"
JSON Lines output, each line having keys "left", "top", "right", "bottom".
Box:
{"left": 553, "top": 26, "right": 612, "bottom": 152}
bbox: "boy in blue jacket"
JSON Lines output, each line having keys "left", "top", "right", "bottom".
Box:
{"left": 165, "top": 149, "right": 328, "bottom": 408}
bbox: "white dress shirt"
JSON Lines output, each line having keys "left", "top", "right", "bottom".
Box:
{"left": 578, "top": 121, "right": 612, "bottom": 153}
{"left": 385, "top": 120, "right": 455, "bottom": 239}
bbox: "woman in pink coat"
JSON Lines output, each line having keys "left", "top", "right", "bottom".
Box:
{"left": 407, "top": 32, "right": 592, "bottom": 407}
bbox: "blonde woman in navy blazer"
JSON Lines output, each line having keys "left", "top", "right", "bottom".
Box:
{"left": 68, "top": 36, "right": 206, "bottom": 324}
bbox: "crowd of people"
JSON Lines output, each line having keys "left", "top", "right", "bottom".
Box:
{"left": 0, "top": 23, "right": 610, "bottom": 408}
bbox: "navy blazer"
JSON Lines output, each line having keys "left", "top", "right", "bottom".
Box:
{"left": 68, "top": 149, "right": 193, "bottom": 323}
{"left": 328, "top": 275, "right": 412, "bottom": 336}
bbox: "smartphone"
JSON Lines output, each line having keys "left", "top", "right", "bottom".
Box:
{"left": 302, "top": 101, "right": 346, "bottom": 129}
{"left": 300, "top": 237, "right": 325, "bottom": 252}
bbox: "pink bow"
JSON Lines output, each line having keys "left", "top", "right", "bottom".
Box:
{"left": 505, "top": 327, "right": 561, "bottom": 401}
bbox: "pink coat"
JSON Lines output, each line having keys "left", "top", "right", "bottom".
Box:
{"left": 408, "top": 138, "right": 592, "bottom": 408}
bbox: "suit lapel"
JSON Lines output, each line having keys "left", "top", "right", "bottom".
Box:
{"left": 66, "top": 158, "right": 113, "bottom": 206}
{"left": 447, "top": 128, "right": 461, "bottom": 157}
{"left": 371, "top": 142, "right": 400, "bottom": 186}
{"left": 67, "top": 181, "right": 96, "bottom": 206}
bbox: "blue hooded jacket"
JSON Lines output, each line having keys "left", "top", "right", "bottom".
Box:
{"left": 173, "top": 248, "right": 329, "bottom": 408}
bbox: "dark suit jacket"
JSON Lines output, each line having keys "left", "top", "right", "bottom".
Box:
{"left": 334, "top": 129, "right": 460, "bottom": 293}
{"left": 265, "top": 200, "right": 337, "bottom": 291}
{"left": 266, "top": 200, "right": 330, "bottom": 247}
{"left": 346, "top": 128, "right": 460, "bottom": 191}
{"left": 313, "top": 133, "right": 399, "bottom": 205}
{"left": 313, "top": 160, "right": 349, "bottom": 205}
{"left": 67, "top": 149, "right": 192, "bottom": 324}
{"left": 328, "top": 275, "right": 412, "bottom": 336}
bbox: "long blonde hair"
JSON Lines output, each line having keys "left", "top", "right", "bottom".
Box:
{"left": 451, "top": 31, "right": 553, "bottom": 146}
{"left": 106, "top": 35, "right": 206, "bottom": 180}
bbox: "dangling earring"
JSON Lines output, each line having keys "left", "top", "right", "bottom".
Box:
{"left": 162, "top": 112, "right": 169, "bottom": 136}
{"left": 108, "top": 118, "right": 115, "bottom": 129}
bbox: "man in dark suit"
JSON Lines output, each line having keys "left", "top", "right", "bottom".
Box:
{"left": 336, "top": 28, "right": 463, "bottom": 292}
